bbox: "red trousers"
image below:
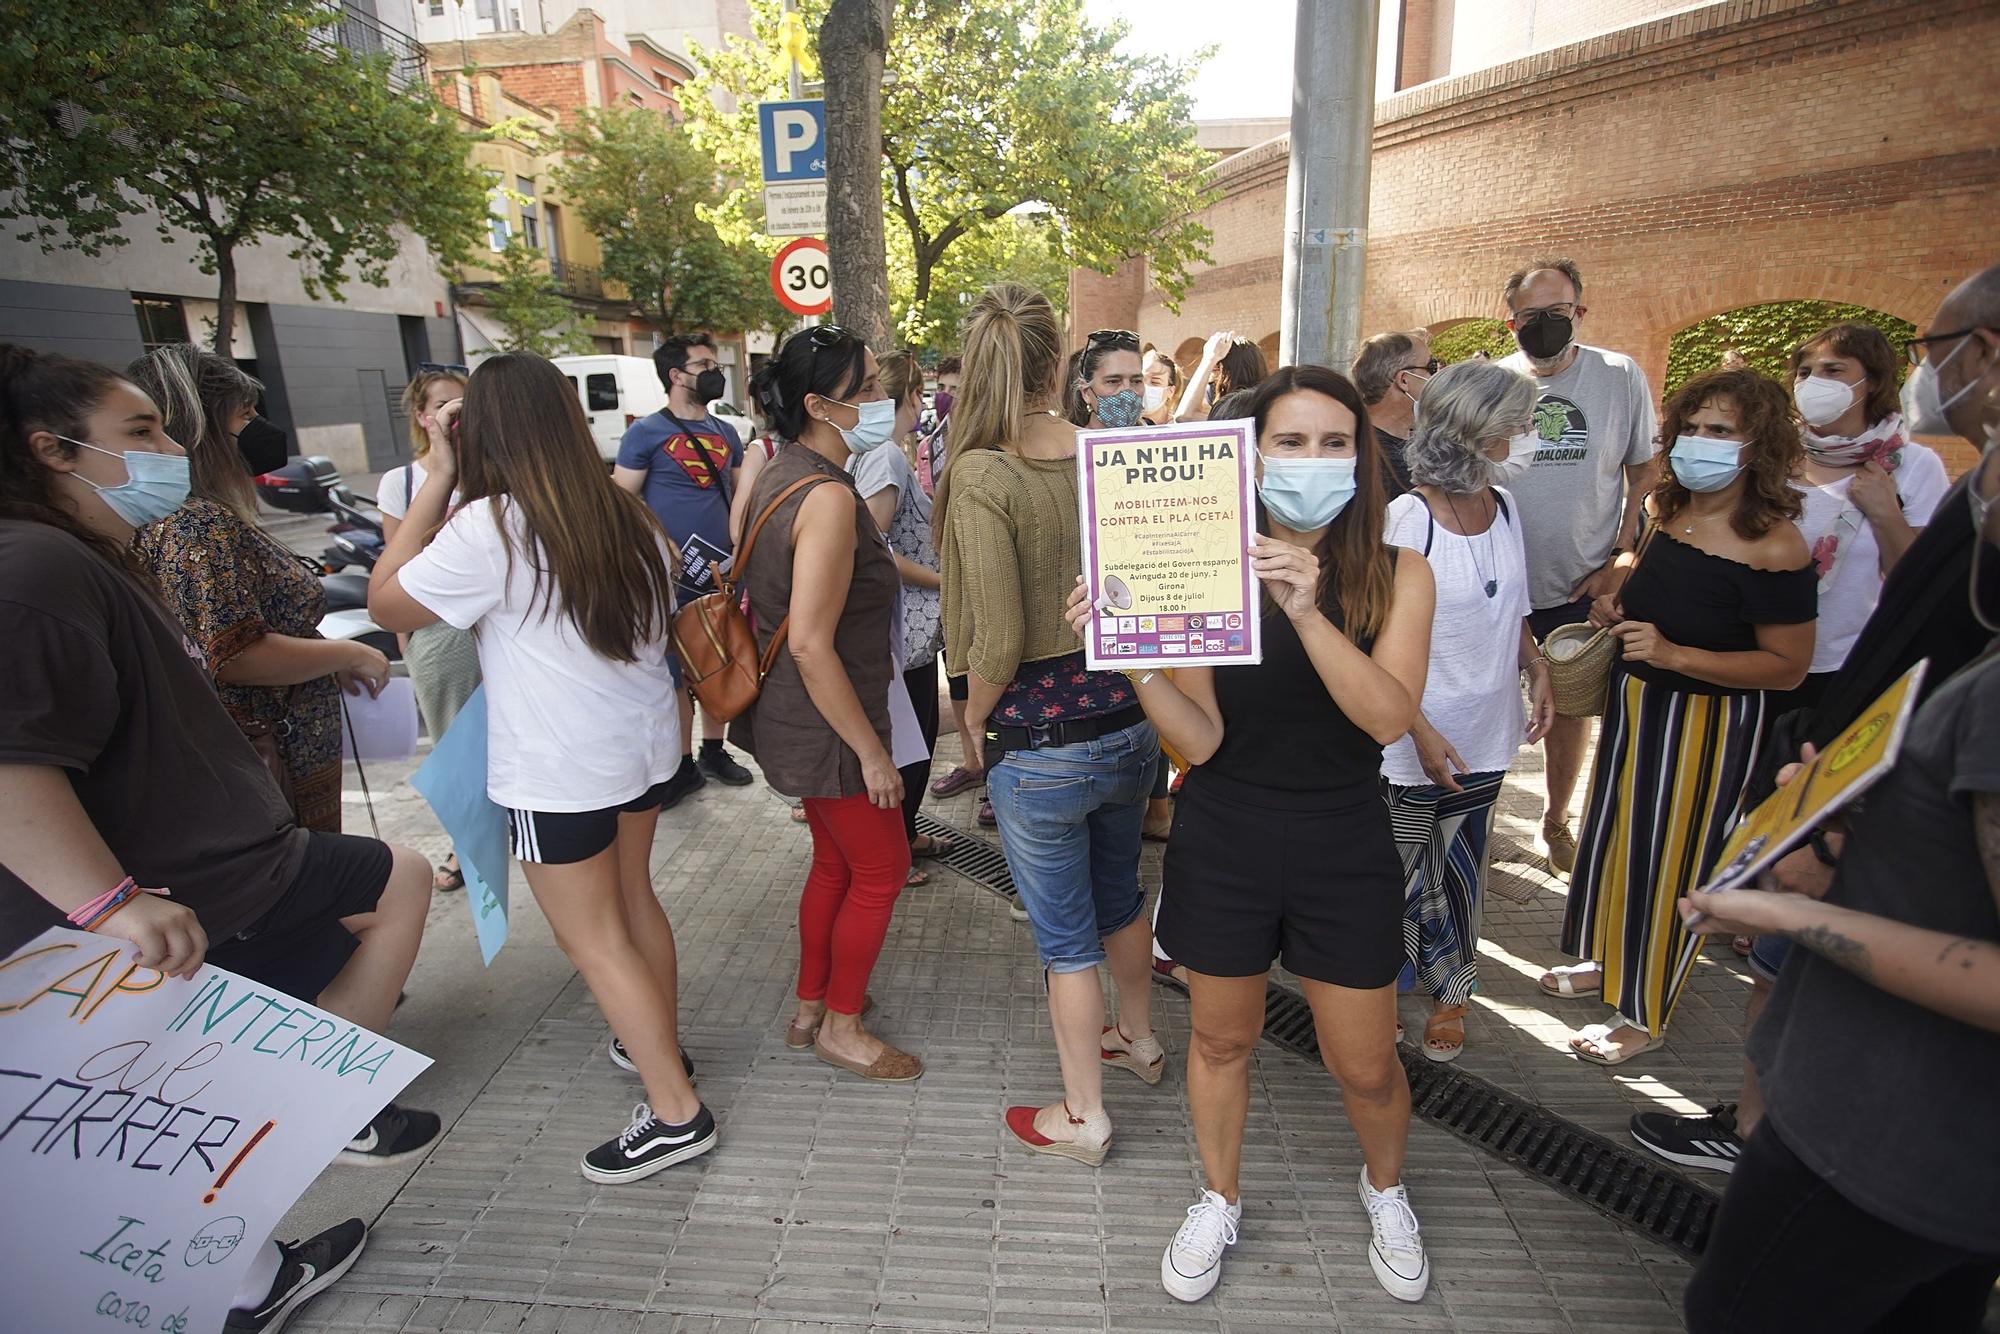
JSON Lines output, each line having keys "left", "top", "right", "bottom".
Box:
{"left": 797, "top": 793, "right": 911, "bottom": 1014}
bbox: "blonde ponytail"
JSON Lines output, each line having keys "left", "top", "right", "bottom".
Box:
{"left": 935, "top": 282, "right": 1063, "bottom": 533}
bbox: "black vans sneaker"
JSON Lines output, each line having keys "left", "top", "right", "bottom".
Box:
{"left": 609, "top": 1037, "right": 695, "bottom": 1080}
{"left": 581, "top": 1102, "right": 717, "bottom": 1184}
{"left": 223, "top": 1217, "right": 367, "bottom": 1332}
{"left": 341, "top": 1102, "right": 441, "bottom": 1167}
{"left": 1629, "top": 1103, "right": 1743, "bottom": 1174}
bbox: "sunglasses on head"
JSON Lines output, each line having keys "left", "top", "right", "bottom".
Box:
{"left": 1085, "top": 328, "right": 1140, "bottom": 353}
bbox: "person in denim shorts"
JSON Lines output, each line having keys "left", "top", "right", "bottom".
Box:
{"left": 938, "top": 284, "right": 1166, "bottom": 1168}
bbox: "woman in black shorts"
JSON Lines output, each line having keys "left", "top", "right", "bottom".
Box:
{"left": 372, "top": 353, "right": 712, "bottom": 1186}
{"left": 1070, "top": 365, "right": 1436, "bottom": 1305}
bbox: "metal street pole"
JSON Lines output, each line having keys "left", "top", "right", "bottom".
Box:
{"left": 1278, "top": 0, "right": 1378, "bottom": 373}
{"left": 785, "top": 0, "right": 802, "bottom": 99}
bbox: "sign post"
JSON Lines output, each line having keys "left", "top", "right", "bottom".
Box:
{"left": 757, "top": 99, "right": 827, "bottom": 238}
{"left": 771, "top": 236, "right": 832, "bottom": 317}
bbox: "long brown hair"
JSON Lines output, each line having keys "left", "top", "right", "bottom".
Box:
{"left": 125, "top": 343, "right": 260, "bottom": 521}
{"left": 1654, "top": 369, "right": 1804, "bottom": 541}
{"left": 456, "top": 353, "right": 676, "bottom": 663}
{"left": 935, "top": 282, "right": 1066, "bottom": 534}
{"left": 0, "top": 343, "right": 152, "bottom": 577}
{"left": 1247, "top": 365, "right": 1396, "bottom": 640}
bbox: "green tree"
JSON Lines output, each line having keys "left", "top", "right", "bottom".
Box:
{"left": 894, "top": 212, "right": 1070, "bottom": 357}
{"left": 1430, "top": 319, "right": 1516, "bottom": 365}
{"left": 554, "top": 107, "right": 791, "bottom": 337}
{"left": 683, "top": 0, "right": 1213, "bottom": 345}
{"left": 0, "top": 0, "right": 488, "bottom": 353}
{"left": 484, "top": 239, "right": 593, "bottom": 357}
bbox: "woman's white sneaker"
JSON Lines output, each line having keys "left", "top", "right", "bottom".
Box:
{"left": 1358, "top": 1167, "right": 1430, "bottom": 1301}
{"left": 1161, "top": 1189, "right": 1241, "bottom": 1302}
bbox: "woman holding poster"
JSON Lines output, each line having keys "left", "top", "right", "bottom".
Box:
{"left": 1382, "top": 360, "right": 1554, "bottom": 1062}
{"left": 1069, "top": 365, "right": 1439, "bottom": 1306}
{"left": 939, "top": 284, "right": 1165, "bottom": 1168}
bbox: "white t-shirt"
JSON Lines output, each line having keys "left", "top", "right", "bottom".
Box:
{"left": 1792, "top": 442, "right": 1950, "bottom": 674}
{"left": 397, "top": 497, "right": 682, "bottom": 812}
{"left": 1496, "top": 344, "right": 1658, "bottom": 610}
{"left": 1381, "top": 489, "right": 1531, "bottom": 786}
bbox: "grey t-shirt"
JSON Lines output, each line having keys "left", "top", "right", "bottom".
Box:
{"left": 1752, "top": 648, "right": 2000, "bottom": 1251}
{"left": 1497, "top": 344, "right": 1657, "bottom": 609}
{"left": 848, "top": 444, "right": 942, "bottom": 664}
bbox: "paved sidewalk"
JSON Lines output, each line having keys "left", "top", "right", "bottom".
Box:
{"left": 284, "top": 725, "right": 1713, "bottom": 1333}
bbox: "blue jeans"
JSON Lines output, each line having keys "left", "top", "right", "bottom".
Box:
{"left": 986, "top": 720, "right": 1158, "bottom": 973}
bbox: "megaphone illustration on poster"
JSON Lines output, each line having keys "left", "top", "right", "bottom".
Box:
{"left": 1093, "top": 572, "right": 1134, "bottom": 616}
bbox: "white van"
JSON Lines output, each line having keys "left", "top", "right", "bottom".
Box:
{"left": 553, "top": 353, "right": 759, "bottom": 463}
{"left": 552, "top": 355, "right": 667, "bottom": 462}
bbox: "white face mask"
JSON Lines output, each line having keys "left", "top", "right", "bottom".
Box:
{"left": 1142, "top": 384, "right": 1168, "bottom": 413}
{"left": 1490, "top": 430, "right": 1540, "bottom": 480}
{"left": 1793, "top": 374, "right": 1858, "bottom": 428}
{"left": 1901, "top": 332, "right": 1983, "bottom": 436}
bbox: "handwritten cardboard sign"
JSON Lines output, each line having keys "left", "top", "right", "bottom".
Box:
{"left": 1077, "top": 418, "right": 1262, "bottom": 671}
{"left": 410, "top": 686, "right": 511, "bottom": 965}
{"left": 0, "top": 928, "right": 429, "bottom": 1334}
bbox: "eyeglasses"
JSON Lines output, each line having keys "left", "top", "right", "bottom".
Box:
{"left": 1510, "top": 303, "right": 1579, "bottom": 323}
{"left": 1904, "top": 326, "right": 1993, "bottom": 366}
{"left": 1085, "top": 328, "right": 1140, "bottom": 352}
{"left": 1405, "top": 358, "right": 1440, "bottom": 376}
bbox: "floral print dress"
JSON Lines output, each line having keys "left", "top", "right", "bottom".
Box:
{"left": 136, "top": 498, "right": 343, "bottom": 831}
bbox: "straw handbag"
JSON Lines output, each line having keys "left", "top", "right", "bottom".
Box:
{"left": 1537, "top": 524, "right": 1658, "bottom": 718}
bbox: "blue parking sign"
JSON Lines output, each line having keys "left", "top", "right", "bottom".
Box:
{"left": 758, "top": 99, "right": 827, "bottom": 183}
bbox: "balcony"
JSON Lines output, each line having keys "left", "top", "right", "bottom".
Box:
{"left": 551, "top": 259, "right": 604, "bottom": 300}
{"left": 325, "top": 2, "right": 428, "bottom": 92}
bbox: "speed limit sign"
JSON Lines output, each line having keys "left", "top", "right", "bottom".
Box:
{"left": 771, "top": 236, "right": 832, "bottom": 317}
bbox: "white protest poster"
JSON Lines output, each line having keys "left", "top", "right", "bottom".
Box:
{"left": 0, "top": 928, "right": 431, "bottom": 1334}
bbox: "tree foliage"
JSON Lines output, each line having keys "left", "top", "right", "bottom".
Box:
{"left": 484, "top": 239, "right": 593, "bottom": 358}
{"left": 892, "top": 213, "right": 1070, "bottom": 358}
{"left": 682, "top": 0, "right": 1214, "bottom": 347}
{"left": 1665, "top": 300, "right": 1913, "bottom": 397}
{"left": 0, "top": 0, "right": 488, "bottom": 351}
{"left": 1430, "top": 319, "right": 1516, "bottom": 365}
{"left": 554, "top": 107, "right": 791, "bottom": 337}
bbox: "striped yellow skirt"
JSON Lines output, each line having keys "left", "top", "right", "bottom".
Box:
{"left": 1559, "top": 667, "right": 1767, "bottom": 1037}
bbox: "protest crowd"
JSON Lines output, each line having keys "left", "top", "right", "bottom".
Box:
{"left": 3, "top": 251, "right": 1998, "bottom": 1333}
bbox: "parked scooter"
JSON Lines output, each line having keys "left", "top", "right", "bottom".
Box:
{"left": 317, "top": 569, "right": 398, "bottom": 663}
{"left": 256, "top": 455, "right": 384, "bottom": 572}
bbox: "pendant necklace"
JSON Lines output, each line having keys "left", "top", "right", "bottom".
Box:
{"left": 1443, "top": 491, "right": 1499, "bottom": 598}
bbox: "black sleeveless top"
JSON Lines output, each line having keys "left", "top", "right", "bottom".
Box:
{"left": 1619, "top": 531, "right": 1816, "bottom": 695}
{"left": 1205, "top": 598, "right": 1383, "bottom": 798}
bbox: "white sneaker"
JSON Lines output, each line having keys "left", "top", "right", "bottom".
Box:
{"left": 1358, "top": 1167, "right": 1430, "bottom": 1301}
{"left": 1161, "top": 1188, "right": 1240, "bottom": 1302}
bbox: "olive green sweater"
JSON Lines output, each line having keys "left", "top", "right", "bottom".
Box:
{"left": 940, "top": 448, "right": 1082, "bottom": 688}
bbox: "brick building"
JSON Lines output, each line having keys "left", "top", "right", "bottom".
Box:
{"left": 1074, "top": 0, "right": 1996, "bottom": 469}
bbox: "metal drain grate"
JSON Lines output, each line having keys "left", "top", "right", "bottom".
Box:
{"left": 915, "top": 813, "right": 1016, "bottom": 898}
{"left": 926, "top": 817, "right": 1722, "bottom": 1258}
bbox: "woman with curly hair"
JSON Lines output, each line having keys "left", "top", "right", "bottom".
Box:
{"left": 1543, "top": 369, "right": 1817, "bottom": 1064}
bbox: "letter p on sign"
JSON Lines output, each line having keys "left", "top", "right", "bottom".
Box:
{"left": 759, "top": 100, "right": 827, "bottom": 183}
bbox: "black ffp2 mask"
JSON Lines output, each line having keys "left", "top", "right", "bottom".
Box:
{"left": 1514, "top": 312, "right": 1574, "bottom": 362}
{"left": 235, "top": 416, "right": 290, "bottom": 474}
{"left": 691, "top": 368, "right": 727, "bottom": 403}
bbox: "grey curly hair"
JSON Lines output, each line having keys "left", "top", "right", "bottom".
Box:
{"left": 1403, "top": 359, "right": 1538, "bottom": 494}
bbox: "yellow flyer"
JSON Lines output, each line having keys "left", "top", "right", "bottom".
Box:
{"left": 1704, "top": 660, "right": 1929, "bottom": 890}
{"left": 1077, "top": 417, "right": 1262, "bottom": 671}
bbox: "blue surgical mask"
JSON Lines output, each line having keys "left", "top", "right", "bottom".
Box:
{"left": 1092, "top": 389, "right": 1145, "bottom": 428}
{"left": 1258, "top": 456, "right": 1357, "bottom": 531}
{"left": 60, "top": 437, "right": 191, "bottom": 526}
{"left": 828, "top": 396, "right": 899, "bottom": 453}
{"left": 1668, "top": 435, "right": 1744, "bottom": 493}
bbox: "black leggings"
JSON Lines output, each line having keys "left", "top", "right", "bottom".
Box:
{"left": 1685, "top": 1120, "right": 2000, "bottom": 1332}
{"left": 899, "top": 657, "right": 940, "bottom": 844}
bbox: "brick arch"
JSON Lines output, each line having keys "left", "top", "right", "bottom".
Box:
{"left": 1649, "top": 266, "right": 1941, "bottom": 338}
{"left": 1173, "top": 337, "right": 1204, "bottom": 371}
{"left": 1255, "top": 331, "right": 1281, "bottom": 369}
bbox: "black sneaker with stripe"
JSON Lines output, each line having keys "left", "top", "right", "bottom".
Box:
{"left": 223, "top": 1217, "right": 367, "bottom": 1332}
{"left": 1629, "top": 1102, "right": 1743, "bottom": 1174}
{"left": 581, "top": 1101, "right": 717, "bottom": 1184}
{"left": 608, "top": 1037, "right": 695, "bottom": 1081}
{"left": 341, "top": 1102, "right": 441, "bottom": 1167}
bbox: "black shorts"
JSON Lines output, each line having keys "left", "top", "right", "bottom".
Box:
{"left": 1156, "top": 769, "right": 1403, "bottom": 988}
{"left": 206, "top": 832, "right": 395, "bottom": 1002}
{"left": 1528, "top": 596, "right": 1592, "bottom": 642}
{"left": 507, "top": 780, "right": 672, "bottom": 866}
{"left": 947, "top": 672, "right": 968, "bottom": 702}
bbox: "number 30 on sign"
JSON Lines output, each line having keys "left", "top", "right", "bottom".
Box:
{"left": 771, "top": 236, "right": 832, "bottom": 317}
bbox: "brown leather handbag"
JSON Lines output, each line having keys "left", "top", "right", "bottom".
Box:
{"left": 669, "top": 474, "right": 829, "bottom": 723}
{"left": 238, "top": 684, "right": 305, "bottom": 807}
